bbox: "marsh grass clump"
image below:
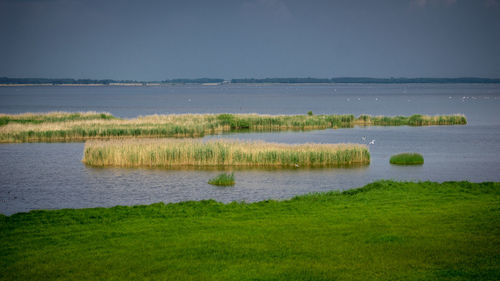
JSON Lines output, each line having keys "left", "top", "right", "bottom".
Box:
{"left": 0, "top": 111, "right": 115, "bottom": 126}
{"left": 355, "top": 114, "right": 466, "bottom": 126}
{"left": 208, "top": 173, "right": 235, "bottom": 186}
{"left": 0, "top": 112, "right": 467, "bottom": 142}
{"left": 390, "top": 153, "right": 424, "bottom": 165}
{"left": 82, "top": 139, "right": 370, "bottom": 168}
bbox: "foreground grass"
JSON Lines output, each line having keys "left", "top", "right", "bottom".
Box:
{"left": 0, "top": 112, "right": 467, "bottom": 142}
{"left": 390, "top": 153, "right": 425, "bottom": 165}
{"left": 1, "top": 180, "right": 498, "bottom": 280}
{"left": 208, "top": 173, "right": 235, "bottom": 186}
{"left": 82, "top": 139, "right": 370, "bottom": 167}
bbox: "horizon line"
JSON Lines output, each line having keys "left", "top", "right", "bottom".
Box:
{"left": 1, "top": 76, "right": 500, "bottom": 84}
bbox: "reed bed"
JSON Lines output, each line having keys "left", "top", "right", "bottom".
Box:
{"left": 355, "top": 114, "right": 467, "bottom": 126}
{"left": 82, "top": 139, "right": 370, "bottom": 167}
{"left": 0, "top": 111, "right": 115, "bottom": 126}
{"left": 0, "top": 112, "right": 467, "bottom": 142}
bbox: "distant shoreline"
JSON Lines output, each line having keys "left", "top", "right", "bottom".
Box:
{"left": 0, "top": 83, "right": 157, "bottom": 87}
{"left": 1, "top": 77, "right": 500, "bottom": 86}
{"left": 2, "top": 82, "right": 500, "bottom": 87}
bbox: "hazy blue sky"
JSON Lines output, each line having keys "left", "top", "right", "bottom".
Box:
{"left": 1, "top": 0, "right": 499, "bottom": 80}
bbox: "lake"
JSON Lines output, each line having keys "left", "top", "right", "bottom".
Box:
{"left": 1, "top": 83, "right": 499, "bottom": 214}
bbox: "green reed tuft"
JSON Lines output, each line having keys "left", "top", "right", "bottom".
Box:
{"left": 208, "top": 173, "right": 235, "bottom": 186}
{"left": 390, "top": 153, "right": 424, "bottom": 165}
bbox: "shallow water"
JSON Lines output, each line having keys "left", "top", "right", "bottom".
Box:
{"left": 1, "top": 84, "right": 499, "bottom": 214}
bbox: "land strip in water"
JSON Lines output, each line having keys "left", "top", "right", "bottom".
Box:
{"left": 1, "top": 180, "right": 498, "bottom": 280}
{"left": 82, "top": 139, "right": 370, "bottom": 168}
{"left": 0, "top": 112, "right": 467, "bottom": 142}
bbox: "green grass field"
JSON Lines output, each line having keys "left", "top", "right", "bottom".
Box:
{"left": 1, "top": 180, "right": 498, "bottom": 280}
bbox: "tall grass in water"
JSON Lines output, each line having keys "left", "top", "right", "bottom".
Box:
{"left": 208, "top": 173, "right": 235, "bottom": 186}
{"left": 390, "top": 153, "right": 424, "bottom": 165}
{"left": 355, "top": 114, "right": 466, "bottom": 126}
{"left": 0, "top": 111, "right": 115, "bottom": 126}
{"left": 0, "top": 112, "right": 467, "bottom": 142}
{"left": 82, "top": 139, "right": 370, "bottom": 167}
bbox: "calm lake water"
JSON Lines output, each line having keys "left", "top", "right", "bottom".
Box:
{"left": 1, "top": 84, "right": 499, "bottom": 215}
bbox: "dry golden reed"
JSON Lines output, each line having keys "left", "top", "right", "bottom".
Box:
{"left": 82, "top": 139, "right": 370, "bottom": 168}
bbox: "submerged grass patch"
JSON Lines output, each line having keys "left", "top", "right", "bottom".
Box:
{"left": 82, "top": 139, "right": 370, "bottom": 167}
{"left": 208, "top": 173, "right": 235, "bottom": 186}
{"left": 0, "top": 112, "right": 467, "bottom": 142}
{"left": 390, "top": 153, "right": 424, "bottom": 165}
{"left": 1, "top": 181, "right": 499, "bottom": 280}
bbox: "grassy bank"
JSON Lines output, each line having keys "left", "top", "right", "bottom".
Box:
{"left": 1, "top": 181, "right": 498, "bottom": 280}
{"left": 0, "top": 112, "right": 467, "bottom": 142}
{"left": 390, "top": 153, "right": 425, "bottom": 165}
{"left": 82, "top": 139, "right": 370, "bottom": 167}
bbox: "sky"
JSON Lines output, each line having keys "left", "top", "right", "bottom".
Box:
{"left": 0, "top": 0, "right": 499, "bottom": 80}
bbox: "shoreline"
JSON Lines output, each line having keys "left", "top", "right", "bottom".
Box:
{"left": 2, "top": 81, "right": 500, "bottom": 87}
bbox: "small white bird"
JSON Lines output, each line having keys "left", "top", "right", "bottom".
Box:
{"left": 369, "top": 139, "right": 375, "bottom": 145}
{"left": 294, "top": 163, "right": 299, "bottom": 168}
{"left": 362, "top": 136, "right": 367, "bottom": 141}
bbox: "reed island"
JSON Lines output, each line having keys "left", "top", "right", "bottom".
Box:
{"left": 82, "top": 139, "right": 370, "bottom": 167}
{"left": 0, "top": 111, "right": 467, "bottom": 142}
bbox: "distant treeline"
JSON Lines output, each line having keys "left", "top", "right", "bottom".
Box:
{"left": 0, "top": 77, "right": 226, "bottom": 85}
{"left": 231, "top": 77, "right": 500, "bottom": 84}
{"left": 231, "top": 78, "right": 330, "bottom": 83}
{"left": 0, "top": 77, "right": 143, "bottom": 85}
{"left": 162, "top": 78, "right": 225, "bottom": 84}
{"left": 2, "top": 77, "right": 500, "bottom": 85}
